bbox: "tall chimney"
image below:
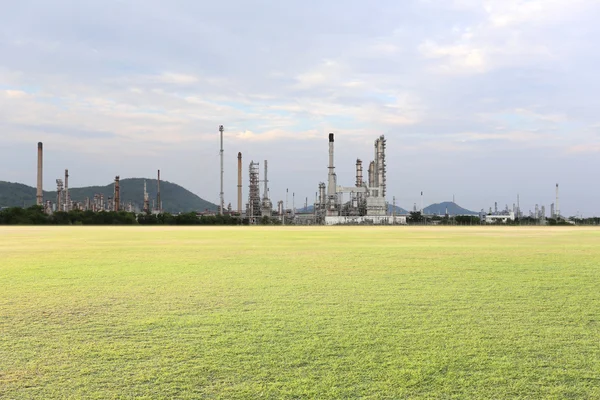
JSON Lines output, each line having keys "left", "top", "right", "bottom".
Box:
{"left": 219, "top": 125, "right": 224, "bottom": 216}
{"left": 157, "top": 170, "right": 161, "bottom": 213}
{"left": 114, "top": 176, "right": 120, "bottom": 212}
{"left": 556, "top": 183, "right": 560, "bottom": 218}
{"left": 237, "top": 152, "right": 242, "bottom": 213}
{"left": 37, "top": 142, "right": 43, "bottom": 206}
{"left": 64, "top": 169, "right": 69, "bottom": 212}
{"left": 143, "top": 180, "right": 149, "bottom": 213}
{"left": 327, "top": 133, "right": 336, "bottom": 196}
{"left": 263, "top": 160, "right": 268, "bottom": 200}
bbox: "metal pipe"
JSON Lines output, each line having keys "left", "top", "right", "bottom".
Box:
{"left": 37, "top": 142, "right": 43, "bottom": 206}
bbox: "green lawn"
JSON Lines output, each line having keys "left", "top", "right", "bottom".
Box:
{"left": 1, "top": 226, "right": 599, "bottom": 399}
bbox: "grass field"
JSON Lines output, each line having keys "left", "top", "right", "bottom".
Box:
{"left": 1, "top": 226, "right": 600, "bottom": 399}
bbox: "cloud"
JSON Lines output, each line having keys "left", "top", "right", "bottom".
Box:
{"left": 4, "top": 89, "right": 28, "bottom": 98}
{"left": 155, "top": 73, "right": 199, "bottom": 85}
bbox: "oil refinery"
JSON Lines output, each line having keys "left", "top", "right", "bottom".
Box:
{"left": 32, "top": 126, "right": 565, "bottom": 225}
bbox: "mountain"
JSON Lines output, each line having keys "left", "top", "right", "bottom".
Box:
{"left": 388, "top": 204, "right": 409, "bottom": 214}
{"left": 0, "top": 181, "right": 38, "bottom": 208}
{"left": 423, "top": 202, "right": 477, "bottom": 216}
{"left": 0, "top": 179, "right": 218, "bottom": 213}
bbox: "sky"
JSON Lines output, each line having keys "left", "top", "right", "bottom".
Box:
{"left": 1, "top": 0, "right": 599, "bottom": 216}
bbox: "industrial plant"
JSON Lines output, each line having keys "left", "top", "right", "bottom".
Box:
{"left": 480, "top": 184, "right": 562, "bottom": 224}
{"left": 35, "top": 141, "right": 163, "bottom": 215}
{"left": 228, "top": 131, "right": 404, "bottom": 225}
{"left": 31, "top": 126, "right": 569, "bottom": 225}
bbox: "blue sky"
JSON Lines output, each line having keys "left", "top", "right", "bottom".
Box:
{"left": 1, "top": 0, "right": 599, "bottom": 216}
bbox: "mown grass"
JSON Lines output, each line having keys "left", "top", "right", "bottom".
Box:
{"left": 1, "top": 226, "right": 599, "bottom": 399}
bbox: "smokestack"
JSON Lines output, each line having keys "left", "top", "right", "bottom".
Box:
{"left": 64, "top": 169, "right": 69, "bottom": 212}
{"left": 143, "top": 180, "right": 149, "bottom": 213}
{"left": 238, "top": 152, "right": 242, "bottom": 213}
{"left": 263, "top": 160, "right": 269, "bottom": 200}
{"left": 327, "top": 133, "right": 336, "bottom": 196}
{"left": 37, "top": 142, "right": 43, "bottom": 206}
{"left": 356, "top": 159, "right": 363, "bottom": 187}
{"left": 219, "top": 125, "right": 224, "bottom": 216}
{"left": 556, "top": 183, "right": 560, "bottom": 218}
{"left": 114, "top": 176, "right": 120, "bottom": 212}
{"left": 157, "top": 170, "right": 161, "bottom": 213}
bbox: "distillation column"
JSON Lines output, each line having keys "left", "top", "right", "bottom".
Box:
{"left": 261, "top": 160, "right": 272, "bottom": 217}
{"left": 356, "top": 159, "right": 363, "bottom": 187}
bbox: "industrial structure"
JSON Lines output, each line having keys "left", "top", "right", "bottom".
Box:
{"left": 37, "top": 142, "right": 43, "bottom": 206}
{"left": 156, "top": 170, "right": 162, "bottom": 214}
{"left": 28, "top": 129, "right": 570, "bottom": 225}
{"left": 237, "top": 152, "right": 242, "bottom": 213}
{"left": 313, "top": 133, "right": 398, "bottom": 225}
{"left": 247, "top": 160, "right": 261, "bottom": 223}
{"left": 219, "top": 125, "right": 225, "bottom": 216}
{"left": 64, "top": 169, "right": 70, "bottom": 212}
{"left": 114, "top": 176, "right": 120, "bottom": 212}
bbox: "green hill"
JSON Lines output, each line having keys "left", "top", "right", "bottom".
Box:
{"left": 0, "top": 181, "right": 38, "bottom": 208}
{"left": 0, "top": 179, "right": 217, "bottom": 213}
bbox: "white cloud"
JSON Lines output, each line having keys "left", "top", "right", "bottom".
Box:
{"left": 156, "top": 72, "right": 199, "bottom": 85}
{"left": 419, "top": 41, "right": 488, "bottom": 73}
{"left": 4, "top": 90, "right": 28, "bottom": 98}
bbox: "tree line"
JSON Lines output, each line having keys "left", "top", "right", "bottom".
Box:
{"left": 0, "top": 206, "right": 281, "bottom": 226}
{"left": 406, "top": 211, "right": 598, "bottom": 226}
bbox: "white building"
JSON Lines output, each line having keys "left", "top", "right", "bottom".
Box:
{"left": 482, "top": 212, "right": 515, "bottom": 224}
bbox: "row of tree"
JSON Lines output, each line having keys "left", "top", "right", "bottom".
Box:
{"left": 407, "top": 212, "right": 482, "bottom": 225}
{"left": 1, "top": 206, "right": 597, "bottom": 226}
{"left": 0, "top": 206, "right": 282, "bottom": 225}
{"left": 406, "top": 211, "right": 597, "bottom": 225}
